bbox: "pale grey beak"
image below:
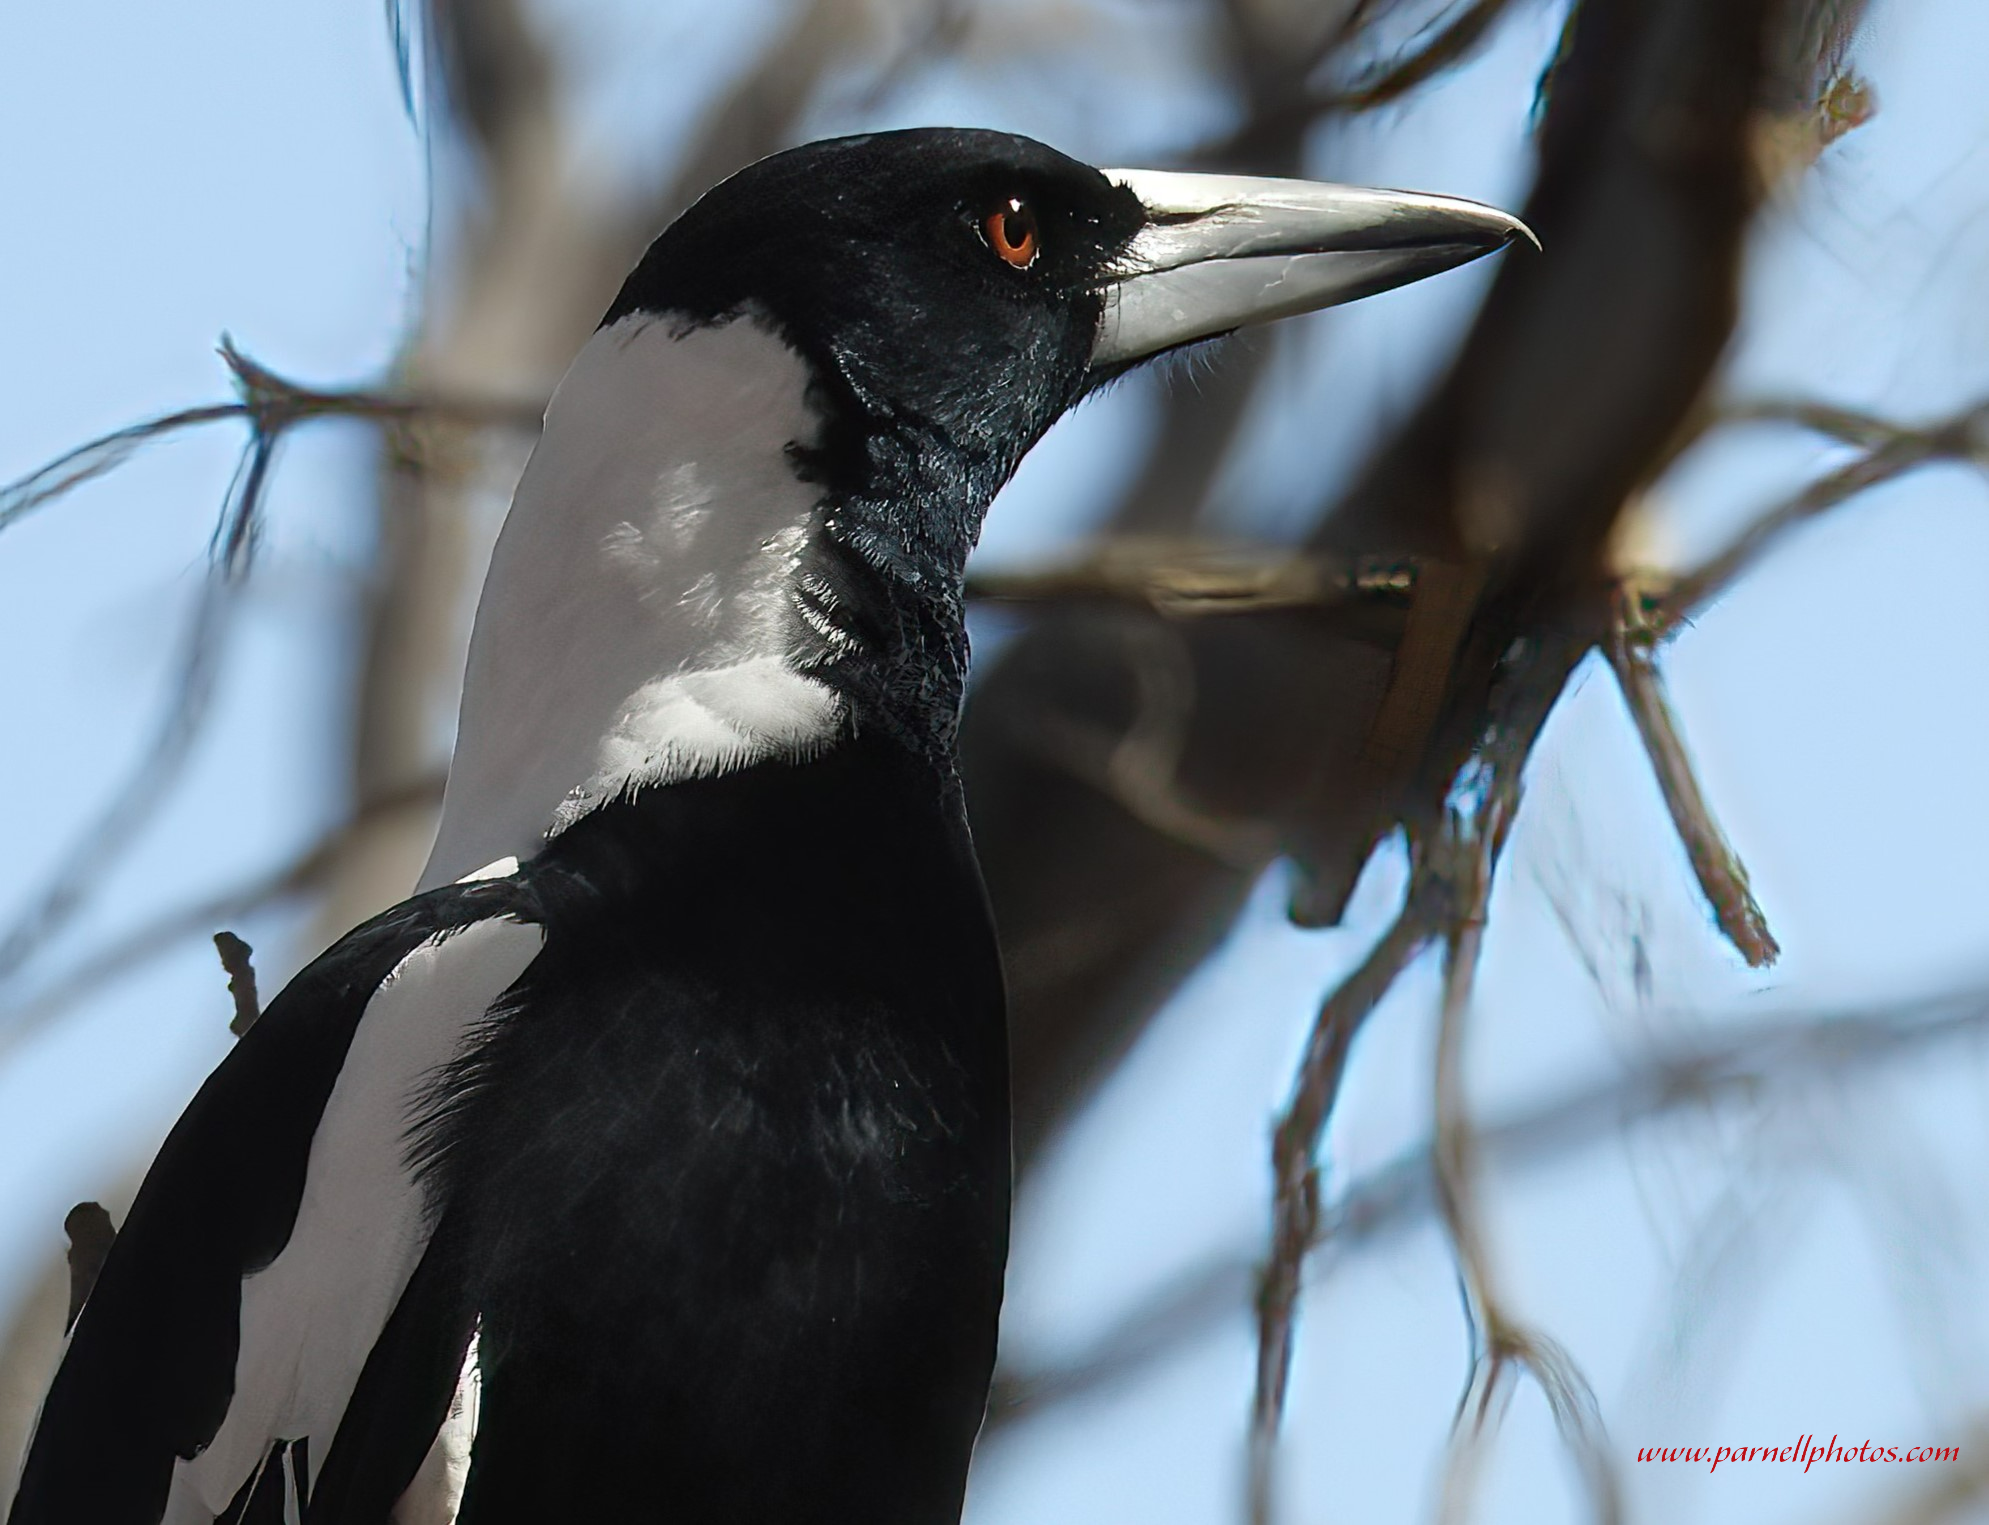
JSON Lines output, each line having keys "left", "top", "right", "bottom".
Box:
{"left": 1090, "top": 168, "right": 1536, "bottom": 372}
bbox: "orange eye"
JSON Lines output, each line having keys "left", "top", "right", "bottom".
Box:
{"left": 984, "top": 198, "right": 1038, "bottom": 268}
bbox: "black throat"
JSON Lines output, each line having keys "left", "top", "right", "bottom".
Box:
{"left": 793, "top": 398, "right": 1036, "bottom": 771}
{"left": 598, "top": 130, "right": 1119, "bottom": 773}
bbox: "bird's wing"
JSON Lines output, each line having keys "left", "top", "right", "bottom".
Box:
{"left": 7, "top": 877, "right": 542, "bottom": 1525}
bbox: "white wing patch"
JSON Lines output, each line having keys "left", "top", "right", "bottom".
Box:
{"left": 166, "top": 917, "right": 543, "bottom": 1519}
{"left": 420, "top": 313, "right": 845, "bottom": 891}
{"left": 389, "top": 1328, "right": 482, "bottom": 1525}
{"left": 455, "top": 857, "right": 519, "bottom": 884}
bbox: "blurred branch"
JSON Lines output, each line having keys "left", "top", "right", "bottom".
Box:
{"left": 1655, "top": 397, "right": 1989, "bottom": 629}
{"left": 1427, "top": 680, "right": 1618, "bottom": 1525}
{"left": 0, "top": 774, "right": 443, "bottom": 1058}
{"left": 1203, "top": 0, "right": 1527, "bottom": 161}
{"left": 1606, "top": 588, "right": 1779, "bottom": 967}
{"left": 1250, "top": 896, "right": 1438, "bottom": 1519}
{"left": 615, "top": 0, "right": 887, "bottom": 269}
{"left": 0, "top": 341, "right": 540, "bottom": 539}
{"left": 427, "top": 0, "right": 555, "bottom": 164}
{"left": 0, "top": 459, "right": 258, "bottom": 992}
{"left": 967, "top": 542, "right": 1416, "bottom": 618}
{"left": 1850, "top": 1412, "right": 1989, "bottom": 1525}
{"left": 971, "top": 0, "right": 1784, "bottom": 1180}
{"left": 974, "top": 383, "right": 1979, "bottom": 994}
{"left": 1318, "top": 0, "right": 1522, "bottom": 112}
{"left": 991, "top": 984, "right": 1989, "bottom": 1427}
{"left": 1725, "top": 397, "right": 1918, "bottom": 449}
{"left": 0, "top": 351, "right": 532, "bottom": 997}
{"left": 1249, "top": 626, "right": 1587, "bottom": 1523}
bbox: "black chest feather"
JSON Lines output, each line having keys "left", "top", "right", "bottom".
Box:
{"left": 423, "top": 737, "right": 1010, "bottom": 1525}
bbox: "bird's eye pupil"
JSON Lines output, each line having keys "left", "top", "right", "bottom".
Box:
{"left": 983, "top": 198, "right": 1039, "bottom": 269}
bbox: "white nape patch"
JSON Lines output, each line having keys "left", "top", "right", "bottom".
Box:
{"left": 420, "top": 313, "right": 844, "bottom": 891}
{"left": 167, "top": 919, "right": 543, "bottom": 1521}
{"left": 390, "top": 1328, "right": 482, "bottom": 1525}
{"left": 455, "top": 856, "right": 519, "bottom": 884}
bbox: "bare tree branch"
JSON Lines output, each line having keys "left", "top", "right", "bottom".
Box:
{"left": 0, "top": 345, "right": 538, "bottom": 539}
{"left": 1656, "top": 398, "right": 1989, "bottom": 629}
{"left": 0, "top": 354, "right": 533, "bottom": 997}
{"left": 991, "top": 984, "right": 1989, "bottom": 1428}
{"left": 1249, "top": 896, "right": 1438, "bottom": 1520}
{"left": 426, "top": 0, "right": 555, "bottom": 166}
{"left": 1248, "top": 620, "right": 1589, "bottom": 1521}
{"left": 967, "top": 543, "right": 1417, "bottom": 618}
{"left": 1427, "top": 714, "right": 1618, "bottom": 1525}
{"left": 1606, "top": 589, "right": 1779, "bottom": 968}
{"left": 1202, "top": 0, "right": 1528, "bottom": 162}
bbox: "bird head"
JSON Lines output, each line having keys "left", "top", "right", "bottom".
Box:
{"left": 604, "top": 127, "right": 1531, "bottom": 512}
{"left": 425, "top": 130, "right": 1530, "bottom": 881}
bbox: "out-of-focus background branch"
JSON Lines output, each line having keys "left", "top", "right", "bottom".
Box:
{"left": 4, "top": 1, "right": 1987, "bottom": 1521}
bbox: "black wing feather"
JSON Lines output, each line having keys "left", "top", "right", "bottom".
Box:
{"left": 6, "top": 878, "right": 536, "bottom": 1525}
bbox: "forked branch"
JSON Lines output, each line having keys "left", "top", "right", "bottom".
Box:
{"left": 1247, "top": 629, "right": 1591, "bottom": 1523}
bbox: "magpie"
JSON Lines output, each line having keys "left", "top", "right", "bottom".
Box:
{"left": 7, "top": 128, "right": 1525, "bottom": 1525}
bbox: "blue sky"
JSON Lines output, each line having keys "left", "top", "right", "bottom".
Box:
{"left": 0, "top": 1, "right": 427, "bottom": 1299}
{"left": 4, "top": 3, "right": 1989, "bottom": 1522}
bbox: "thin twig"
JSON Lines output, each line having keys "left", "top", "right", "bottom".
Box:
{"left": 0, "top": 404, "right": 241, "bottom": 535}
{"left": 1723, "top": 397, "right": 1918, "bottom": 450}
{"left": 1427, "top": 785, "right": 1620, "bottom": 1525}
{"left": 0, "top": 774, "right": 443, "bottom": 1055}
{"left": 1428, "top": 812, "right": 1509, "bottom": 1525}
{"left": 1249, "top": 899, "right": 1439, "bottom": 1524}
{"left": 213, "top": 931, "right": 261, "bottom": 1037}
{"left": 1247, "top": 629, "right": 1587, "bottom": 1523}
{"left": 990, "top": 985, "right": 1989, "bottom": 1427}
{"left": 0, "top": 347, "right": 531, "bottom": 994}
{"left": 0, "top": 398, "right": 283, "bottom": 990}
{"left": 1606, "top": 589, "right": 1779, "bottom": 968}
{"left": 1657, "top": 398, "right": 1989, "bottom": 629}
{"left": 1429, "top": 803, "right": 1508, "bottom": 1325}
{"left": 1415, "top": 632, "right": 1621, "bottom": 1525}
{"left": 0, "top": 345, "right": 539, "bottom": 537}
{"left": 1597, "top": 394, "right": 1989, "bottom": 973}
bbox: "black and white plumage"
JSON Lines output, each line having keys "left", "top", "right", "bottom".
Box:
{"left": 7, "top": 129, "right": 1525, "bottom": 1525}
